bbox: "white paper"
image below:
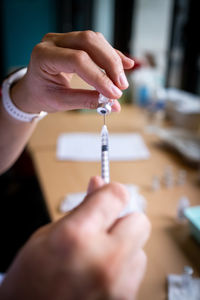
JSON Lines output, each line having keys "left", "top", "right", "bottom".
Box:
{"left": 56, "top": 132, "right": 150, "bottom": 161}
{"left": 60, "top": 184, "right": 146, "bottom": 216}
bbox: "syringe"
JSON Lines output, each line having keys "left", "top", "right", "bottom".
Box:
{"left": 97, "top": 94, "right": 112, "bottom": 183}
{"left": 101, "top": 124, "right": 110, "bottom": 183}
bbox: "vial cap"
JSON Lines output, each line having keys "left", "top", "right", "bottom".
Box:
{"left": 97, "top": 103, "right": 111, "bottom": 115}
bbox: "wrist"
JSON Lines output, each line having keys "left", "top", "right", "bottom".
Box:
{"left": 2, "top": 68, "right": 47, "bottom": 122}
{"left": 10, "top": 74, "right": 40, "bottom": 114}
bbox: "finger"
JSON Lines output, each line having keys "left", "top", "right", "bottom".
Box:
{"left": 44, "top": 31, "right": 129, "bottom": 90}
{"left": 55, "top": 73, "right": 120, "bottom": 112}
{"left": 36, "top": 44, "right": 122, "bottom": 99}
{"left": 68, "top": 183, "right": 129, "bottom": 233}
{"left": 110, "top": 213, "right": 151, "bottom": 250}
{"left": 44, "top": 87, "right": 122, "bottom": 112}
{"left": 40, "top": 82, "right": 121, "bottom": 112}
{"left": 115, "top": 50, "right": 134, "bottom": 69}
{"left": 43, "top": 87, "right": 98, "bottom": 111}
{"left": 87, "top": 176, "right": 105, "bottom": 195}
{"left": 111, "top": 100, "right": 121, "bottom": 112}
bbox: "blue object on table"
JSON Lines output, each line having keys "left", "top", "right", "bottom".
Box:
{"left": 184, "top": 206, "right": 200, "bottom": 243}
{"left": 138, "top": 85, "right": 150, "bottom": 107}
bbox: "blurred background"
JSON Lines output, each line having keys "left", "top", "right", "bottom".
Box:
{"left": 0, "top": 0, "right": 200, "bottom": 274}
{"left": 0, "top": 0, "right": 200, "bottom": 94}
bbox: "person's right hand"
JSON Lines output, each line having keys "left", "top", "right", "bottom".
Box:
{"left": 0, "top": 177, "right": 150, "bottom": 300}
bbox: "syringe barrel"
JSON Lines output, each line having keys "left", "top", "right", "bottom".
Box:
{"left": 101, "top": 125, "right": 110, "bottom": 183}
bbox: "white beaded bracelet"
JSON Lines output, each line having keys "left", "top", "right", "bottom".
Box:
{"left": 1, "top": 68, "right": 47, "bottom": 122}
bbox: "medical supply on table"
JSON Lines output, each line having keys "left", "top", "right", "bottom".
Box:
{"left": 152, "top": 175, "right": 160, "bottom": 191}
{"left": 184, "top": 205, "right": 200, "bottom": 243}
{"left": 101, "top": 124, "right": 110, "bottom": 183}
{"left": 165, "top": 88, "right": 200, "bottom": 131}
{"left": 167, "top": 266, "right": 200, "bottom": 300}
{"left": 177, "top": 169, "right": 187, "bottom": 186}
{"left": 177, "top": 196, "right": 190, "bottom": 222}
{"left": 182, "top": 266, "right": 193, "bottom": 288}
{"left": 163, "top": 165, "right": 174, "bottom": 188}
{"left": 150, "top": 167, "right": 188, "bottom": 193}
{"left": 147, "top": 126, "right": 200, "bottom": 163}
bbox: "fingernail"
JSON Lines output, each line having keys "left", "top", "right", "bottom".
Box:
{"left": 110, "top": 84, "right": 122, "bottom": 98}
{"left": 126, "top": 57, "right": 135, "bottom": 64}
{"left": 119, "top": 72, "right": 129, "bottom": 88}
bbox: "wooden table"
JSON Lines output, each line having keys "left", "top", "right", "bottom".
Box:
{"left": 28, "top": 93, "right": 200, "bottom": 300}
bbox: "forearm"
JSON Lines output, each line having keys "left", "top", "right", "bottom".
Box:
{"left": 0, "top": 81, "right": 37, "bottom": 174}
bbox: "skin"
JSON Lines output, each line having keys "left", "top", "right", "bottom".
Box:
{"left": 0, "top": 176, "right": 151, "bottom": 300}
{"left": 0, "top": 31, "right": 151, "bottom": 299}
{"left": 0, "top": 30, "right": 134, "bottom": 173}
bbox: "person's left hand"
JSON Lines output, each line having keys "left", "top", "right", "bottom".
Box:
{"left": 11, "top": 31, "right": 134, "bottom": 114}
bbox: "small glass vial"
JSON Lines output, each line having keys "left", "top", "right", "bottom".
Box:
{"left": 97, "top": 94, "right": 113, "bottom": 116}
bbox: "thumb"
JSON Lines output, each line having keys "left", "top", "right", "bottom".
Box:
{"left": 87, "top": 176, "right": 105, "bottom": 195}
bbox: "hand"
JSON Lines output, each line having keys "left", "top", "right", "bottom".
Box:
{"left": 11, "top": 31, "right": 134, "bottom": 114}
{"left": 0, "top": 177, "right": 150, "bottom": 300}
